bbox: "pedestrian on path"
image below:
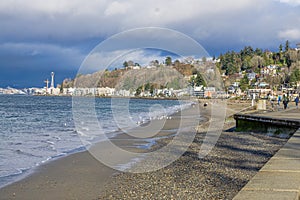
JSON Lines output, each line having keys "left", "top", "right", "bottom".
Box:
{"left": 277, "top": 95, "right": 282, "bottom": 106}
{"left": 295, "top": 96, "right": 299, "bottom": 109}
{"left": 283, "top": 94, "right": 289, "bottom": 110}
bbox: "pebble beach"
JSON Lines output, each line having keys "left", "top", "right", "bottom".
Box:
{"left": 97, "top": 114, "right": 287, "bottom": 199}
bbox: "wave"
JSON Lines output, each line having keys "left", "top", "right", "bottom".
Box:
{"left": 0, "top": 144, "right": 87, "bottom": 189}
{"left": 0, "top": 97, "right": 194, "bottom": 189}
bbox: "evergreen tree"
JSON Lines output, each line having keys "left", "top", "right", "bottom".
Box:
{"left": 255, "top": 48, "right": 263, "bottom": 56}
{"left": 285, "top": 40, "right": 290, "bottom": 52}
{"left": 286, "top": 53, "right": 292, "bottom": 70}
{"left": 279, "top": 44, "right": 283, "bottom": 52}
{"left": 123, "top": 61, "right": 128, "bottom": 68}
{"left": 60, "top": 82, "right": 64, "bottom": 93}
{"left": 240, "top": 75, "right": 250, "bottom": 91}
{"left": 165, "top": 57, "right": 172, "bottom": 66}
{"left": 194, "top": 72, "right": 206, "bottom": 87}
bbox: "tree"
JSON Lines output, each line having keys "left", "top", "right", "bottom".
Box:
{"left": 174, "top": 60, "right": 181, "bottom": 68}
{"left": 123, "top": 77, "right": 134, "bottom": 90}
{"left": 127, "top": 60, "right": 135, "bottom": 67}
{"left": 255, "top": 48, "right": 263, "bottom": 56}
{"left": 150, "top": 84, "right": 155, "bottom": 95}
{"left": 290, "top": 68, "right": 300, "bottom": 83}
{"left": 240, "top": 46, "right": 254, "bottom": 59}
{"left": 144, "top": 82, "right": 151, "bottom": 91}
{"left": 286, "top": 53, "right": 292, "bottom": 71}
{"left": 279, "top": 44, "right": 283, "bottom": 53}
{"left": 263, "top": 51, "right": 272, "bottom": 66}
{"left": 192, "top": 68, "right": 198, "bottom": 75}
{"left": 167, "top": 79, "right": 180, "bottom": 90}
{"left": 219, "top": 51, "right": 241, "bottom": 75}
{"left": 285, "top": 40, "right": 290, "bottom": 52}
{"left": 123, "top": 61, "right": 128, "bottom": 69}
{"left": 150, "top": 60, "right": 159, "bottom": 67}
{"left": 135, "top": 86, "right": 142, "bottom": 96}
{"left": 240, "top": 75, "right": 250, "bottom": 91}
{"left": 165, "top": 57, "right": 172, "bottom": 66}
{"left": 250, "top": 56, "right": 264, "bottom": 69}
{"left": 60, "top": 82, "right": 64, "bottom": 93}
{"left": 272, "top": 53, "right": 280, "bottom": 65}
{"left": 194, "top": 72, "right": 206, "bottom": 87}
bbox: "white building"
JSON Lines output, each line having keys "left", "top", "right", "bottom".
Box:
{"left": 296, "top": 43, "right": 300, "bottom": 51}
{"left": 115, "top": 89, "right": 131, "bottom": 97}
{"left": 49, "top": 87, "right": 60, "bottom": 95}
{"left": 63, "top": 87, "right": 75, "bottom": 96}
{"left": 97, "top": 87, "right": 115, "bottom": 96}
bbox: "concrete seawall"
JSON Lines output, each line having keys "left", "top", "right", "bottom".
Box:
{"left": 234, "top": 107, "right": 300, "bottom": 136}
{"left": 233, "top": 128, "right": 300, "bottom": 200}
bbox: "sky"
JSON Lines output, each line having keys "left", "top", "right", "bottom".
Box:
{"left": 0, "top": 0, "right": 300, "bottom": 88}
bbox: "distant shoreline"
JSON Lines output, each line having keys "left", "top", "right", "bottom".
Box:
{"left": 32, "top": 94, "right": 196, "bottom": 101}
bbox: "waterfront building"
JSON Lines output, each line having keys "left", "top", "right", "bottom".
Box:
{"left": 296, "top": 43, "right": 300, "bottom": 51}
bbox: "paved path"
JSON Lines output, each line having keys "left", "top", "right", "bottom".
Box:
{"left": 234, "top": 128, "right": 300, "bottom": 200}
{"left": 254, "top": 107, "right": 300, "bottom": 121}
{"left": 234, "top": 108, "right": 300, "bottom": 200}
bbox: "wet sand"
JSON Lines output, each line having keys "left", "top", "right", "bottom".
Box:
{"left": 0, "top": 100, "right": 288, "bottom": 199}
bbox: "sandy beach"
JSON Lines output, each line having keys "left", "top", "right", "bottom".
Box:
{"left": 0, "top": 100, "right": 288, "bottom": 200}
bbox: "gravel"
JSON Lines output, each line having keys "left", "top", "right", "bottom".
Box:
{"left": 97, "top": 120, "right": 287, "bottom": 200}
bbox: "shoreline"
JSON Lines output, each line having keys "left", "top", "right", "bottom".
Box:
{"left": 32, "top": 93, "right": 194, "bottom": 101}
{"left": 0, "top": 96, "right": 194, "bottom": 191}
{"left": 0, "top": 100, "right": 289, "bottom": 199}
{"left": 0, "top": 103, "right": 202, "bottom": 199}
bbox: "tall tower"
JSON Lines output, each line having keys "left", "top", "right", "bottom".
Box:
{"left": 50, "top": 72, "right": 55, "bottom": 88}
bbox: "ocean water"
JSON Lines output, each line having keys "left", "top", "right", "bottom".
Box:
{"left": 0, "top": 95, "right": 191, "bottom": 188}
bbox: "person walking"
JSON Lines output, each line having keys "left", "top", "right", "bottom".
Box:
{"left": 283, "top": 94, "right": 289, "bottom": 110}
{"left": 277, "top": 95, "right": 282, "bottom": 106}
{"left": 295, "top": 96, "right": 299, "bottom": 109}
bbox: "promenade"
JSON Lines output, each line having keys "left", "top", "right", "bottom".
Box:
{"left": 234, "top": 107, "right": 300, "bottom": 200}
{"left": 234, "top": 106, "right": 300, "bottom": 136}
{"left": 245, "top": 106, "right": 300, "bottom": 122}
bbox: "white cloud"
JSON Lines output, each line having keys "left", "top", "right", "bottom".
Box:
{"left": 277, "top": 0, "right": 300, "bottom": 6}
{"left": 278, "top": 29, "right": 300, "bottom": 40}
{"left": 2, "top": 0, "right": 300, "bottom": 87}
{"left": 0, "top": 0, "right": 299, "bottom": 71}
{"left": 104, "top": 1, "right": 131, "bottom": 16}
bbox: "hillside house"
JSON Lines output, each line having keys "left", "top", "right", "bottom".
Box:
{"left": 296, "top": 43, "right": 300, "bottom": 51}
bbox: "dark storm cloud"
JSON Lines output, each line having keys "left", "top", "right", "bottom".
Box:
{"left": 0, "top": 0, "right": 299, "bottom": 87}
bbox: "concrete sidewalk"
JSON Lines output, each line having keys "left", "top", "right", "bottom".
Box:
{"left": 233, "top": 128, "right": 300, "bottom": 200}
{"left": 256, "top": 106, "right": 300, "bottom": 121}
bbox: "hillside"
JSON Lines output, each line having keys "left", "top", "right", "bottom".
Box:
{"left": 62, "top": 62, "right": 221, "bottom": 90}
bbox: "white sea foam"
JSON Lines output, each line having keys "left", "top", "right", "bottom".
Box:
{"left": 0, "top": 95, "right": 193, "bottom": 188}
